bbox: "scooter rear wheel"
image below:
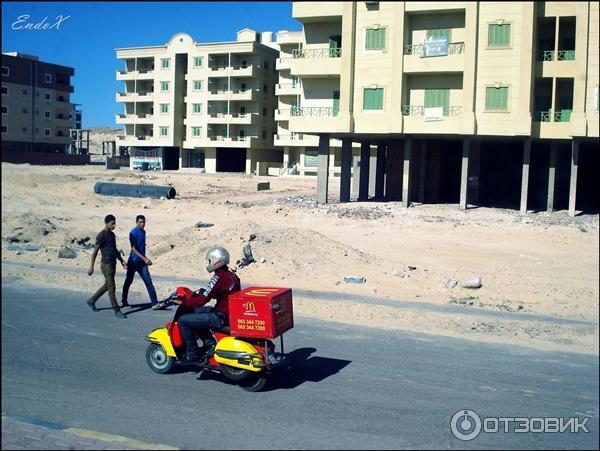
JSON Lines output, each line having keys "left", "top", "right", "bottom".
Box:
{"left": 239, "top": 375, "right": 268, "bottom": 392}
{"left": 146, "top": 343, "right": 175, "bottom": 374}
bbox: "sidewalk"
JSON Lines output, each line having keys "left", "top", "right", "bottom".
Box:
{"left": 1, "top": 414, "right": 178, "bottom": 450}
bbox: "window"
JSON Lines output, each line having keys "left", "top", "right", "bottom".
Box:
{"left": 333, "top": 90, "right": 340, "bottom": 117}
{"left": 1, "top": 106, "right": 7, "bottom": 114}
{"left": 485, "top": 86, "right": 509, "bottom": 110}
{"left": 45, "top": 93, "right": 52, "bottom": 101}
{"left": 160, "top": 81, "right": 169, "bottom": 92}
{"left": 365, "top": 28, "right": 386, "bottom": 50}
{"left": 44, "top": 128, "right": 51, "bottom": 136}
{"left": 1, "top": 66, "right": 8, "bottom": 76}
{"left": 159, "top": 126, "right": 168, "bottom": 136}
{"left": 160, "top": 103, "right": 169, "bottom": 114}
{"left": 193, "top": 80, "right": 202, "bottom": 91}
{"left": 488, "top": 23, "right": 511, "bottom": 47}
{"left": 161, "top": 58, "right": 170, "bottom": 69}
{"left": 263, "top": 84, "right": 267, "bottom": 93}
{"left": 22, "top": 89, "right": 28, "bottom": 95}
{"left": 22, "top": 108, "right": 27, "bottom": 114}
{"left": 262, "top": 107, "right": 267, "bottom": 116}
{"left": 1, "top": 86, "right": 7, "bottom": 95}
{"left": 22, "top": 127, "right": 27, "bottom": 132}
{"left": 45, "top": 73, "right": 52, "bottom": 83}
{"left": 192, "top": 127, "right": 202, "bottom": 137}
{"left": 194, "top": 57, "right": 203, "bottom": 67}
{"left": 45, "top": 111, "right": 51, "bottom": 118}
{"left": 262, "top": 129, "right": 267, "bottom": 139}
{"left": 1, "top": 125, "right": 6, "bottom": 133}
{"left": 363, "top": 87, "right": 384, "bottom": 110}
{"left": 424, "top": 89, "right": 450, "bottom": 115}
{"left": 192, "top": 103, "right": 202, "bottom": 114}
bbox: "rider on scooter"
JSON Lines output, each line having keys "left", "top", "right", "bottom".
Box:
{"left": 174, "top": 246, "right": 241, "bottom": 364}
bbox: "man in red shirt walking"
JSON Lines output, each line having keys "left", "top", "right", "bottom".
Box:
{"left": 175, "top": 247, "right": 240, "bottom": 364}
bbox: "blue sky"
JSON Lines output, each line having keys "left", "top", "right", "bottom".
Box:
{"left": 1, "top": 1, "right": 300, "bottom": 128}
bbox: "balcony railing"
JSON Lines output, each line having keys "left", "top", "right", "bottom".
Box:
{"left": 291, "top": 106, "right": 336, "bottom": 117}
{"left": 292, "top": 48, "right": 342, "bottom": 59}
{"left": 275, "top": 133, "right": 304, "bottom": 141}
{"left": 401, "top": 105, "right": 462, "bottom": 116}
{"left": 403, "top": 42, "right": 465, "bottom": 56}
{"left": 538, "top": 50, "right": 575, "bottom": 61}
{"left": 534, "top": 109, "right": 572, "bottom": 122}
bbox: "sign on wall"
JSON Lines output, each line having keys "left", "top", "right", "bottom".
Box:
{"left": 421, "top": 36, "right": 449, "bottom": 58}
{"left": 424, "top": 107, "right": 444, "bottom": 122}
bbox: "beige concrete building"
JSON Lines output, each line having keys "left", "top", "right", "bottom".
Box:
{"left": 289, "top": 1, "right": 599, "bottom": 215}
{"left": 1, "top": 52, "right": 76, "bottom": 154}
{"left": 116, "top": 30, "right": 280, "bottom": 173}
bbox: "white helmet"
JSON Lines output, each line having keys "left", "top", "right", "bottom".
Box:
{"left": 205, "top": 246, "right": 230, "bottom": 272}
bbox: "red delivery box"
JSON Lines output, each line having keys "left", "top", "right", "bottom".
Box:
{"left": 229, "top": 287, "right": 293, "bottom": 339}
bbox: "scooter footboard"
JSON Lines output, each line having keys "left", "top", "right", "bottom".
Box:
{"left": 214, "top": 337, "right": 265, "bottom": 372}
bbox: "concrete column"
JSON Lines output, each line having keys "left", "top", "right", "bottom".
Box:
{"left": 375, "top": 143, "right": 386, "bottom": 199}
{"left": 568, "top": 140, "right": 579, "bottom": 217}
{"left": 283, "top": 147, "right": 290, "bottom": 174}
{"left": 418, "top": 142, "right": 427, "bottom": 203}
{"left": 369, "top": 150, "right": 377, "bottom": 198}
{"left": 547, "top": 142, "right": 558, "bottom": 212}
{"left": 520, "top": 138, "right": 532, "bottom": 215}
{"left": 340, "top": 139, "right": 352, "bottom": 203}
{"left": 402, "top": 137, "right": 413, "bottom": 208}
{"left": 358, "top": 141, "right": 371, "bottom": 201}
{"left": 317, "top": 134, "right": 331, "bottom": 204}
{"left": 460, "top": 137, "right": 471, "bottom": 210}
{"left": 469, "top": 140, "right": 481, "bottom": 206}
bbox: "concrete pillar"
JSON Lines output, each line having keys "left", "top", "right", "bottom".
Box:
{"left": 351, "top": 154, "right": 360, "bottom": 197}
{"left": 317, "top": 134, "right": 331, "bottom": 204}
{"left": 469, "top": 141, "right": 481, "bottom": 205}
{"left": 385, "top": 140, "right": 403, "bottom": 201}
{"left": 375, "top": 143, "right": 386, "bottom": 199}
{"left": 568, "top": 140, "right": 579, "bottom": 217}
{"left": 460, "top": 137, "right": 470, "bottom": 210}
{"left": 547, "top": 142, "right": 558, "bottom": 212}
{"left": 402, "top": 137, "right": 413, "bottom": 208}
{"left": 418, "top": 142, "right": 427, "bottom": 203}
{"left": 283, "top": 147, "right": 290, "bottom": 174}
{"left": 340, "top": 139, "right": 352, "bottom": 203}
{"left": 520, "top": 138, "right": 532, "bottom": 215}
{"left": 358, "top": 141, "right": 371, "bottom": 201}
{"left": 369, "top": 150, "right": 377, "bottom": 198}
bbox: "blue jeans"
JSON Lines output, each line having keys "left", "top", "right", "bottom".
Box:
{"left": 178, "top": 306, "right": 225, "bottom": 356}
{"left": 121, "top": 259, "right": 158, "bottom": 305}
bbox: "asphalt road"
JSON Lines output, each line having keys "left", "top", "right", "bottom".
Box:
{"left": 2, "top": 280, "right": 598, "bottom": 450}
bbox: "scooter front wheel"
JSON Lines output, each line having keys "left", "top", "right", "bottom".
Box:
{"left": 239, "top": 374, "right": 268, "bottom": 392}
{"left": 146, "top": 343, "right": 175, "bottom": 374}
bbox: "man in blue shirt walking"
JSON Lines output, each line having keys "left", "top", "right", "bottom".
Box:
{"left": 120, "top": 215, "right": 161, "bottom": 310}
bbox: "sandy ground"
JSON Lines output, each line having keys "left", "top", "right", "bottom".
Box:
{"left": 2, "top": 162, "right": 598, "bottom": 355}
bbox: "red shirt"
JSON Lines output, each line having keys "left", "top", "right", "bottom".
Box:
{"left": 182, "top": 267, "right": 241, "bottom": 318}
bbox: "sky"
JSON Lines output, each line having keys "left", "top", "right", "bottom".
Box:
{"left": 1, "top": 1, "right": 301, "bottom": 128}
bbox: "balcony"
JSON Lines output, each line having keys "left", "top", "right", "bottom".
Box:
{"left": 274, "top": 133, "right": 318, "bottom": 147}
{"left": 275, "top": 109, "right": 291, "bottom": 121}
{"left": 275, "top": 83, "right": 301, "bottom": 96}
{"left": 276, "top": 57, "right": 293, "bottom": 71}
{"left": 401, "top": 105, "right": 462, "bottom": 134}
{"left": 116, "top": 92, "right": 135, "bottom": 102}
{"left": 292, "top": 2, "right": 343, "bottom": 21}
{"left": 231, "top": 88, "right": 261, "bottom": 101}
{"left": 206, "top": 113, "right": 257, "bottom": 124}
{"left": 288, "top": 106, "right": 340, "bottom": 132}
{"left": 230, "top": 64, "right": 260, "bottom": 77}
{"left": 405, "top": 2, "right": 466, "bottom": 12}
{"left": 199, "top": 135, "right": 262, "bottom": 148}
{"left": 403, "top": 42, "right": 465, "bottom": 73}
{"left": 534, "top": 109, "right": 572, "bottom": 123}
{"left": 290, "top": 48, "right": 342, "bottom": 77}
{"left": 536, "top": 50, "right": 576, "bottom": 78}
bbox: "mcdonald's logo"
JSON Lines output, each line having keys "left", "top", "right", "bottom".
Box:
{"left": 243, "top": 301, "right": 256, "bottom": 312}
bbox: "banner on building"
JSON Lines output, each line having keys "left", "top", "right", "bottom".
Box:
{"left": 424, "top": 107, "right": 444, "bottom": 122}
{"left": 421, "top": 36, "right": 449, "bottom": 58}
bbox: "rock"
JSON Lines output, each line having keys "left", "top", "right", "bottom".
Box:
{"left": 460, "top": 277, "right": 482, "bottom": 289}
{"left": 343, "top": 276, "right": 366, "bottom": 284}
{"left": 76, "top": 237, "right": 90, "bottom": 245}
{"left": 443, "top": 277, "right": 458, "bottom": 289}
{"left": 243, "top": 244, "right": 255, "bottom": 263}
{"left": 392, "top": 270, "right": 406, "bottom": 278}
{"left": 152, "top": 242, "right": 175, "bottom": 257}
{"left": 58, "top": 246, "right": 77, "bottom": 258}
{"left": 195, "top": 222, "right": 214, "bottom": 228}
{"left": 408, "top": 266, "right": 417, "bottom": 271}
{"left": 260, "top": 257, "right": 266, "bottom": 263}
{"left": 249, "top": 234, "right": 257, "bottom": 241}
{"left": 241, "top": 202, "right": 253, "bottom": 208}
{"left": 257, "top": 182, "right": 270, "bottom": 191}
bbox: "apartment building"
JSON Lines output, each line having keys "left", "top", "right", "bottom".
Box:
{"left": 116, "top": 30, "right": 280, "bottom": 173}
{"left": 1, "top": 52, "right": 76, "bottom": 154}
{"left": 289, "top": 1, "right": 599, "bottom": 215}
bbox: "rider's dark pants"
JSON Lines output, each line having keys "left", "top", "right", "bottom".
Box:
{"left": 178, "top": 306, "right": 225, "bottom": 356}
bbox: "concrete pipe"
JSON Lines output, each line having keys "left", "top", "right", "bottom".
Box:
{"left": 94, "top": 182, "right": 176, "bottom": 199}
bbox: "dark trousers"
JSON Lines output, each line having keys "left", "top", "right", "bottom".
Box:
{"left": 90, "top": 262, "right": 118, "bottom": 309}
{"left": 178, "top": 306, "right": 225, "bottom": 356}
{"left": 121, "top": 259, "right": 158, "bottom": 305}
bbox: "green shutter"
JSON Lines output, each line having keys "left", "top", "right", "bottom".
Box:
{"left": 366, "top": 29, "right": 385, "bottom": 50}
{"left": 332, "top": 91, "right": 340, "bottom": 117}
{"left": 486, "top": 87, "right": 508, "bottom": 110}
{"left": 489, "top": 24, "right": 510, "bottom": 46}
{"left": 363, "top": 88, "right": 383, "bottom": 110}
{"left": 424, "top": 89, "right": 449, "bottom": 115}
